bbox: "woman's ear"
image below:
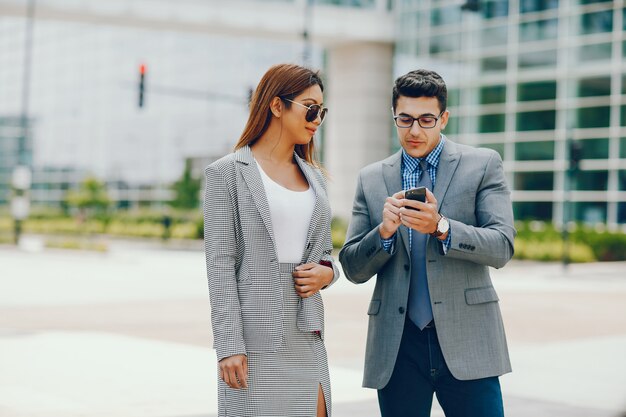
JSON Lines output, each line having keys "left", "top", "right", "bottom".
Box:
{"left": 270, "top": 97, "right": 283, "bottom": 118}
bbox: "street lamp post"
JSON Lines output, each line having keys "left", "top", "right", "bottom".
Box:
{"left": 12, "top": 0, "right": 36, "bottom": 244}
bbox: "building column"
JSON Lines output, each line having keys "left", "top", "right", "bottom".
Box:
{"left": 323, "top": 42, "right": 393, "bottom": 221}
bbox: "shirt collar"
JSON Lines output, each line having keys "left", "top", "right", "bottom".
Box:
{"left": 401, "top": 135, "right": 445, "bottom": 173}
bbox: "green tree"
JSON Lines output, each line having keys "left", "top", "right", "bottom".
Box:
{"left": 65, "top": 177, "right": 111, "bottom": 216}
{"left": 170, "top": 160, "right": 201, "bottom": 209}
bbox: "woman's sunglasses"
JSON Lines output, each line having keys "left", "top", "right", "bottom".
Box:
{"left": 283, "top": 98, "right": 328, "bottom": 124}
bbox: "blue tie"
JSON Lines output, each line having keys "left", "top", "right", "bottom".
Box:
{"left": 408, "top": 160, "right": 434, "bottom": 330}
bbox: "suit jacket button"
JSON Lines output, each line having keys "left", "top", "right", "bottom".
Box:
{"left": 403, "top": 264, "right": 409, "bottom": 271}
{"left": 398, "top": 307, "right": 405, "bottom": 314}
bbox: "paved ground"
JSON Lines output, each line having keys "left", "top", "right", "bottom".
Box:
{"left": 1, "top": 238, "right": 625, "bottom": 417}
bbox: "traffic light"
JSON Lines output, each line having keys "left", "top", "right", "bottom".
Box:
{"left": 569, "top": 140, "right": 583, "bottom": 171}
{"left": 138, "top": 63, "right": 146, "bottom": 108}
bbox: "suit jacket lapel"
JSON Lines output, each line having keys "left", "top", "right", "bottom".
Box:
{"left": 382, "top": 151, "right": 410, "bottom": 257}
{"left": 433, "top": 138, "right": 460, "bottom": 207}
{"left": 235, "top": 145, "right": 277, "bottom": 251}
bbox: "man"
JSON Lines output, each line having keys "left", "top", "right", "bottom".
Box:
{"left": 339, "top": 69, "right": 516, "bottom": 417}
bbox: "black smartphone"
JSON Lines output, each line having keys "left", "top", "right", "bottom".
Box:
{"left": 405, "top": 186, "right": 426, "bottom": 210}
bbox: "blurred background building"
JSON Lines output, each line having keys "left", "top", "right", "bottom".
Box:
{"left": 0, "top": 0, "right": 625, "bottom": 228}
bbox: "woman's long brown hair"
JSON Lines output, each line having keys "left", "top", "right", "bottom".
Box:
{"left": 234, "top": 63, "right": 324, "bottom": 167}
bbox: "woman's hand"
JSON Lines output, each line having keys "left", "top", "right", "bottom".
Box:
{"left": 292, "top": 263, "right": 333, "bottom": 298}
{"left": 219, "top": 354, "right": 248, "bottom": 389}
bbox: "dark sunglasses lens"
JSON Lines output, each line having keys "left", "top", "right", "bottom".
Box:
{"left": 305, "top": 105, "right": 321, "bottom": 122}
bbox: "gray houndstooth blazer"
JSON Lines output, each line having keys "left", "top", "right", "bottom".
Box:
{"left": 204, "top": 145, "right": 339, "bottom": 362}
{"left": 339, "top": 139, "right": 516, "bottom": 388}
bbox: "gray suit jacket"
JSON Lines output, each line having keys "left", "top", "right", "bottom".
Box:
{"left": 204, "top": 145, "right": 339, "bottom": 362}
{"left": 339, "top": 138, "right": 516, "bottom": 388}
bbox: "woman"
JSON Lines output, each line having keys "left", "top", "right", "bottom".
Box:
{"left": 204, "top": 63, "right": 339, "bottom": 417}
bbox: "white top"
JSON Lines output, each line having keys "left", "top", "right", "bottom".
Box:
{"left": 257, "top": 161, "right": 316, "bottom": 264}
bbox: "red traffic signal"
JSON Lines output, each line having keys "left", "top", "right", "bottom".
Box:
{"left": 138, "top": 63, "right": 146, "bottom": 108}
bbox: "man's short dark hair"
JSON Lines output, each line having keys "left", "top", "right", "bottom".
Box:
{"left": 392, "top": 69, "right": 447, "bottom": 113}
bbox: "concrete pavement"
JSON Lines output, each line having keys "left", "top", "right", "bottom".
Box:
{"left": 1, "top": 240, "right": 625, "bottom": 416}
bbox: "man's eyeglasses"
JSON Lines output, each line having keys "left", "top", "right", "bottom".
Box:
{"left": 392, "top": 110, "right": 444, "bottom": 129}
{"left": 284, "top": 98, "right": 328, "bottom": 124}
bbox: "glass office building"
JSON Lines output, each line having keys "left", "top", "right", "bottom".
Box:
{"left": 394, "top": 0, "right": 626, "bottom": 226}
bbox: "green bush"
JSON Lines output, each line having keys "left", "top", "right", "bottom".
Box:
{"left": 331, "top": 217, "right": 348, "bottom": 248}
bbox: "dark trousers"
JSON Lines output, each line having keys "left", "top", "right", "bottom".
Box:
{"left": 378, "top": 319, "right": 504, "bottom": 417}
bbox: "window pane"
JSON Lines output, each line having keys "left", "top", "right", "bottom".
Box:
{"left": 516, "top": 141, "right": 555, "bottom": 160}
{"left": 572, "top": 202, "right": 607, "bottom": 223}
{"left": 620, "top": 138, "right": 626, "bottom": 158}
{"left": 444, "top": 116, "right": 460, "bottom": 135}
{"left": 622, "top": 74, "right": 626, "bottom": 94}
{"left": 481, "top": 56, "right": 507, "bottom": 72}
{"left": 573, "top": 170, "right": 608, "bottom": 191}
{"left": 519, "top": 49, "right": 557, "bottom": 68}
{"left": 479, "top": 114, "right": 506, "bottom": 133}
{"left": 517, "top": 110, "right": 556, "bottom": 131}
{"left": 520, "top": 0, "right": 559, "bottom": 13}
{"left": 480, "top": 85, "right": 506, "bottom": 104}
{"left": 518, "top": 80, "right": 557, "bottom": 101}
{"left": 577, "top": 43, "right": 612, "bottom": 62}
{"left": 580, "top": 10, "right": 613, "bottom": 35}
{"left": 483, "top": 0, "right": 509, "bottom": 19}
{"left": 579, "top": 138, "right": 609, "bottom": 159}
{"left": 520, "top": 19, "right": 558, "bottom": 42}
{"left": 576, "top": 106, "right": 610, "bottom": 128}
{"left": 430, "top": 33, "right": 461, "bottom": 54}
{"left": 431, "top": 5, "right": 462, "bottom": 27}
{"left": 577, "top": 76, "right": 611, "bottom": 97}
{"left": 514, "top": 202, "right": 552, "bottom": 221}
{"left": 447, "top": 89, "right": 460, "bottom": 107}
{"left": 619, "top": 170, "right": 626, "bottom": 191}
{"left": 480, "top": 143, "right": 505, "bottom": 158}
{"left": 481, "top": 25, "right": 508, "bottom": 47}
{"left": 621, "top": 106, "right": 626, "bottom": 127}
{"left": 515, "top": 171, "right": 554, "bottom": 190}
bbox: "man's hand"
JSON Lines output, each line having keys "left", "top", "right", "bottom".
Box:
{"left": 219, "top": 354, "right": 248, "bottom": 389}
{"left": 293, "top": 263, "right": 333, "bottom": 298}
{"left": 399, "top": 188, "right": 440, "bottom": 234}
{"left": 379, "top": 190, "right": 405, "bottom": 239}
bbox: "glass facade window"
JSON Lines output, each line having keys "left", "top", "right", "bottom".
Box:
{"left": 480, "top": 85, "right": 506, "bottom": 104}
{"left": 479, "top": 143, "right": 505, "bottom": 158}
{"left": 619, "top": 170, "right": 626, "bottom": 191}
{"left": 621, "top": 106, "right": 626, "bottom": 126}
{"left": 620, "top": 138, "right": 626, "bottom": 158}
{"left": 517, "top": 110, "right": 556, "bottom": 131}
{"left": 514, "top": 202, "right": 552, "bottom": 221}
{"left": 573, "top": 202, "right": 607, "bottom": 223}
{"left": 515, "top": 171, "right": 554, "bottom": 190}
{"left": 481, "top": 56, "right": 507, "bottom": 72}
{"left": 519, "top": 49, "right": 557, "bottom": 68}
{"left": 430, "top": 33, "right": 461, "bottom": 54}
{"left": 576, "top": 106, "right": 610, "bottom": 128}
{"left": 577, "top": 76, "right": 611, "bottom": 97}
{"left": 481, "top": 25, "right": 508, "bottom": 47}
{"left": 579, "top": 138, "right": 609, "bottom": 159}
{"left": 518, "top": 80, "right": 557, "bottom": 101}
{"left": 520, "top": 0, "right": 559, "bottom": 13}
{"left": 444, "top": 116, "right": 460, "bottom": 135}
{"left": 482, "top": 0, "right": 509, "bottom": 19}
{"left": 515, "top": 141, "right": 555, "bottom": 160}
{"left": 573, "top": 170, "right": 608, "bottom": 191}
{"left": 580, "top": 10, "right": 613, "bottom": 35}
{"left": 479, "top": 113, "right": 506, "bottom": 133}
{"left": 447, "top": 89, "right": 460, "bottom": 107}
{"left": 577, "top": 42, "right": 612, "bottom": 62}
{"left": 520, "top": 19, "right": 558, "bottom": 43}
{"left": 431, "top": 6, "right": 462, "bottom": 27}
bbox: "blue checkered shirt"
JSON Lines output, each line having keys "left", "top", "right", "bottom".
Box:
{"left": 381, "top": 135, "right": 451, "bottom": 253}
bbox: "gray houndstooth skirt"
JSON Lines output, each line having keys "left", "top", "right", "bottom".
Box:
{"left": 217, "top": 262, "right": 332, "bottom": 417}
